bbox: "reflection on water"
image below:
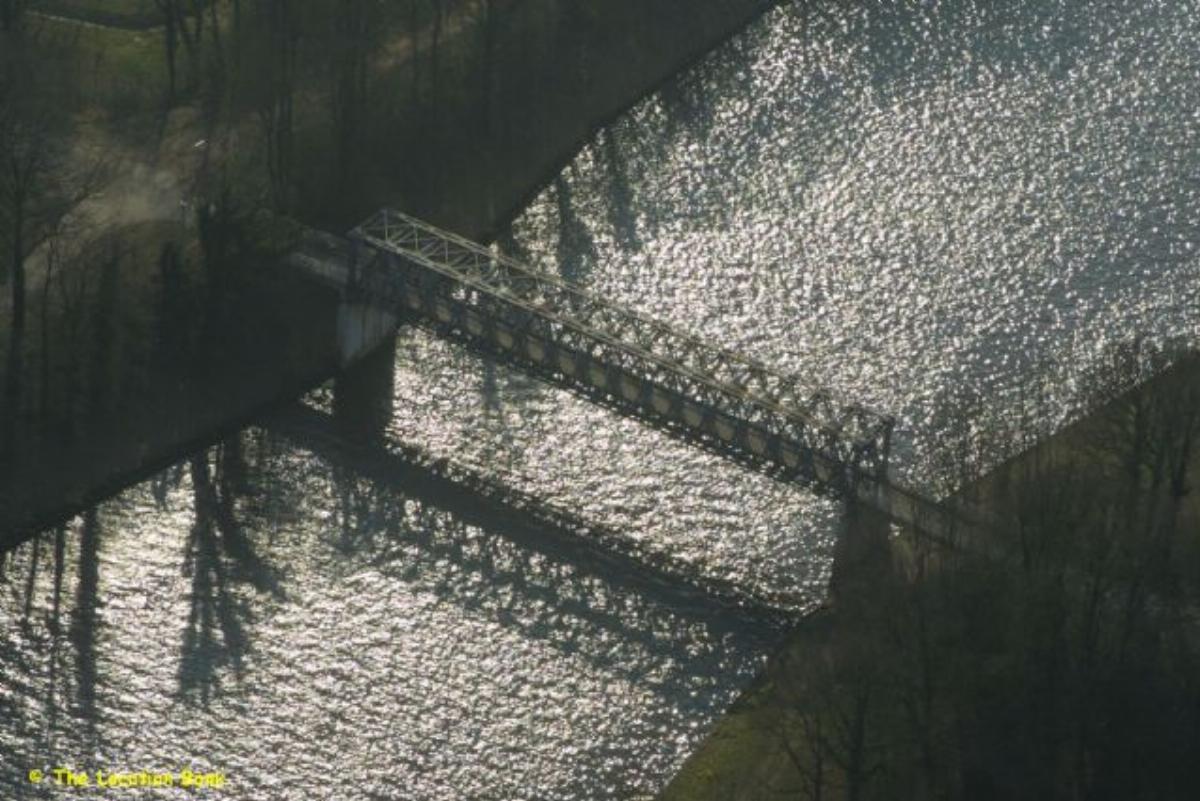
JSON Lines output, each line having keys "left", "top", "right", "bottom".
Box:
{"left": 178, "top": 443, "right": 285, "bottom": 706}
{"left": 554, "top": 173, "right": 599, "bottom": 283}
{"left": 70, "top": 512, "right": 99, "bottom": 743}
{"left": 1, "top": 429, "right": 775, "bottom": 800}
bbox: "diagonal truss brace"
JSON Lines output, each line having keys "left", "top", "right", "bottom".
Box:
{"left": 350, "top": 209, "right": 896, "bottom": 484}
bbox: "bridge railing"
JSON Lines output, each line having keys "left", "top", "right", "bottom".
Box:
{"left": 350, "top": 209, "right": 896, "bottom": 484}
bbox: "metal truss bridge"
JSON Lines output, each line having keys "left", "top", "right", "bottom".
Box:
{"left": 345, "top": 209, "right": 972, "bottom": 537}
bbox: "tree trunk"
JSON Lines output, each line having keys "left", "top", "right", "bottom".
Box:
{"left": 5, "top": 202, "right": 26, "bottom": 432}
{"left": 332, "top": 0, "right": 372, "bottom": 196}
{"left": 177, "top": 0, "right": 204, "bottom": 91}
{"left": 163, "top": 4, "right": 179, "bottom": 103}
{"left": 11, "top": 203, "right": 25, "bottom": 345}
{"left": 39, "top": 251, "right": 52, "bottom": 421}
{"left": 481, "top": 0, "right": 496, "bottom": 135}
{"left": 409, "top": 0, "right": 420, "bottom": 109}
{"left": 430, "top": 0, "right": 442, "bottom": 126}
{"left": 844, "top": 688, "right": 872, "bottom": 801}
{"left": 255, "top": 0, "right": 297, "bottom": 210}
{"left": 208, "top": 0, "right": 222, "bottom": 55}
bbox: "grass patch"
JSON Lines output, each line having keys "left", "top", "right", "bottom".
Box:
{"left": 662, "top": 355, "right": 1200, "bottom": 801}
{"left": 30, "top": 0, "right": 209, "bottom": 30}
{"left": 35, "top": 13, "right": 166, "bottom": 113}
{"left": 661, "top": 614, "right": 836, "bottom": 801}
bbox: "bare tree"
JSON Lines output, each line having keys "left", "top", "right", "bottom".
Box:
{"left": 153, "top": 0, "right": 207, "bottom": 103}
{"left": 231, "top": 0, "right": 242, "bottom": 46}
{"left": 409, "top": 0, "right": 421, "bottom": 109}
{"left": 329, "top": 0, "right": 377, "bottom": 193}
{"left": 479, "top": 0, "right": 498, "bottom": 134}
{"left": 207, "top": 0, "right": 223, "bottom": 61}
{"left": 772, "top": 654, "right": 836, "bottom": 801}
{"left": 1, "top": 46, "right": 66, "bottom": 430}
{"left": 244, "top": 0, "right": 299, "bottom": 210}
{"left": 153, "top": 0, "right": 182, "bottom": 102}
{"left": 178, "top": 0, "right": 207, "bottom": 88}
{"left": 429, "top": 0, "right": 443, "bottom": 125}
{"left": 0, "top": 0, "right": 28, "bottom": 33}
{"left": 1, "top": 41, "right": 106, "bottom": 447}
{"left": 38, "top": 231, "right": 70, "bottom": 421}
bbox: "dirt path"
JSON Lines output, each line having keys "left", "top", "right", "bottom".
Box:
{"left": 29, "top": 10, "right": 155, "bottom": 32}
{"left": 2, "top": 0, "right": 482, "bottom": 319}
{"left": 0, "top": 108, "right": 205, "bottom": 317}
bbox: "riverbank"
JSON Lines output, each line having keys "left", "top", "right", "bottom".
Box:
{"left": 0, "top": 214, "right": 339, "bottom": 544}
{"left": 661, "top": 351, "right": 1200, "bottom": 800}
{"left": 1, "top": 0, "right": 777, "bottom": 539}
{"left": 291, "top": 0, "right": 785, "bottom": 241}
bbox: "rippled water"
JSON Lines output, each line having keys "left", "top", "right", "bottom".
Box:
{"left": 507, "top": 0, "right": 1200, "bottom": 487}
{"left": 5, "top": 0, "right": 1200, "bottom": 797}
{"left": 1, "top": 433, "right": 774, "bottom": 800}
{"left": 380, "top": 0, "right": 1200, "bottom": 607}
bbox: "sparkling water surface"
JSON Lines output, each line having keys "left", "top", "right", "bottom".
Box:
{"left": 4, "top": 0, "right": 1199, "bottom": 798}
{"left": 1, "top": 436, "right": 773, "bottom": 800}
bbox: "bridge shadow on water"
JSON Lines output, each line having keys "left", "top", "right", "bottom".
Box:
{"left": 0, "top": 403, "right": 793, "bottom": 766}
{"left": 270, "top": 403, "right": 790, "bottom": 688}
{"left": 392, "top": 314, "right": 855, "bottom": 505}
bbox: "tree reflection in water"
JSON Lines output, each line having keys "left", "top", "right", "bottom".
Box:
{"left": 45, "top": 525, "right": 67, "bottom": 745}
{"left": 554, "top": 172, "right": 598, "bottom": 284}
{"left": 178, "top": 436, "right": 284, "bottom": 707}
{"left": 70, "top": 510, "right": 100, "bottom": 743}
{"left": 600, "top": 128, "right": 642, "bottom": 253}
{"left": 0, "top": 519, "right": 98, "bottom": 757}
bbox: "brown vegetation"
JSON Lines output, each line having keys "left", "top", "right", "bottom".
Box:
{"left": 666, "top": 347, "right": 1200, "bottom": 801}
{"left": 1, "top": 0, "right": 773, "bottom": 539}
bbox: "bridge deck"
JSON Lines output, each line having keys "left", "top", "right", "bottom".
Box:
{"left": 351, "top": 210, "right": 896, "bottom": 491}
{"left": 340, "top": 210, "right": 997, "bottom": 541}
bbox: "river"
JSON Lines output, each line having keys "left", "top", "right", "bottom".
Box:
{"left": 3, "top": 0, "right": 1199, "bottom": 798}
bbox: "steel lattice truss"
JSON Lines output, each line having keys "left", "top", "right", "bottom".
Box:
{"left": 350, "top": 209, "right": 895, "bottom": 484}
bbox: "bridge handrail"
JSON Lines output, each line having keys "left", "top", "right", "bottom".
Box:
{"left": 361, "top": 211, "right": 888, "bottom": 430}
{"left": 350, "top": 212, "right": 859, "bottom": 450}
{"left": 351, "top": 209, "right": 895, "bottom": 465}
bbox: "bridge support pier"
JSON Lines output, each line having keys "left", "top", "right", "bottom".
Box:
{"left": 330, "top": 272, "right": 404, "bottom": 441}
{"left": 336, "top": 295, "right": 399, "bottom": 369}
{"left": 829, "top": 497, "right": 896, "bottom": 609}
{"left": 333, "top": 335, "right": 397, "bottom": 443}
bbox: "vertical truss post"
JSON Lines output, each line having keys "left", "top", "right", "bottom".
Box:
{"left": 348, "top": 209, "right": 898, "bottom": 493}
